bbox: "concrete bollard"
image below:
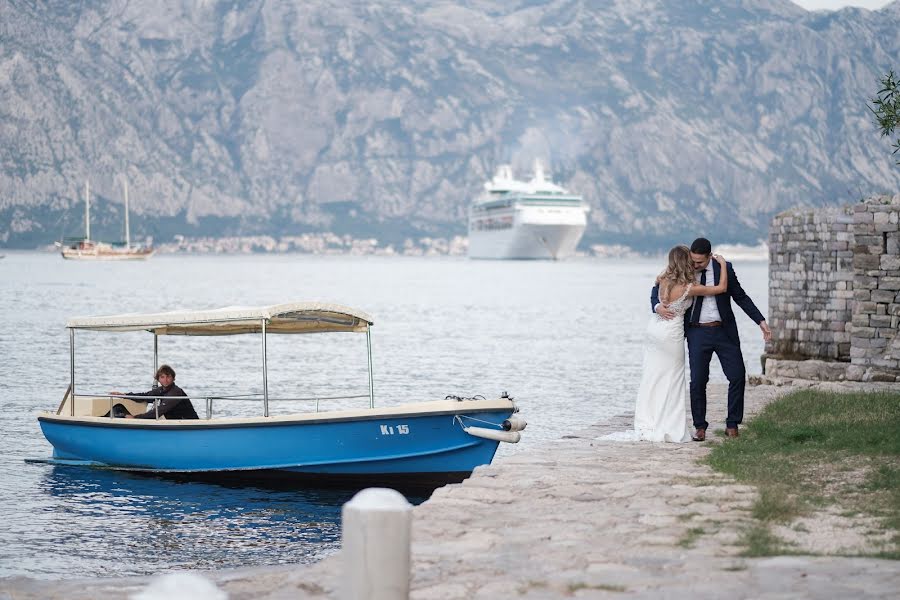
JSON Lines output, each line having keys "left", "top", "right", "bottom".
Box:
{"left": 342, "top": 487, "right": 413, "bottom": 600}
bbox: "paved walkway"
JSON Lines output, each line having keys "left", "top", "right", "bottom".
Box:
{"left": 3, "top": 383, "right": 898, "bottom": 599}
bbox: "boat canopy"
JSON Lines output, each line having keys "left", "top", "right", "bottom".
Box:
{"left": 66, "top": 302, "right": 374, "bottom": 336}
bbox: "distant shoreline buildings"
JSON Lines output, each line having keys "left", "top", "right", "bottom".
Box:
{"left": 37, "top": 232, "right": 767, "bottom": 259}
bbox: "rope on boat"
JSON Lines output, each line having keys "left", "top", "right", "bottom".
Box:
{"left": 454, "top": 414, "right": 503, "bottom": 429}
{"left": 444, "top": 394, "right": 486, "bottom": 402}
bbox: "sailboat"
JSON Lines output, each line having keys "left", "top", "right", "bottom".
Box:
{"left": 58, "top": 179, "right": 154, "bottom": 261}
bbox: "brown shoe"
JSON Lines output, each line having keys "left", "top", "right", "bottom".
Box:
{"left": 725, "top": 427, "right": 739, "bottom": 438}
{"left": 691, "top": 428, "right": 706, "bottom": 442}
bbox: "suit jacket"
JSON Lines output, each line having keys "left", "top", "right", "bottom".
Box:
{"left": 650, "top": 260, "right": 765, "bottom": 345}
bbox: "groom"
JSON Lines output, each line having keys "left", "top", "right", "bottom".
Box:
{"left": 651, "top": 238, "right": 771, "bottom": 441}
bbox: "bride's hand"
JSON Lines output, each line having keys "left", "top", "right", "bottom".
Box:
{"left": 714, "top": 253, "right": 726, "bottom": 266}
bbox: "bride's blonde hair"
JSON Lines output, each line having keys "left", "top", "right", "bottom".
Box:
{"left": 657, "top": 245, "right": 695, "bottom": 299}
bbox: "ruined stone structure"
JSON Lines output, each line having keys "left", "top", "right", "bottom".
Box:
{"left": 765, "top": 195, "right": 900, "bottom": 382}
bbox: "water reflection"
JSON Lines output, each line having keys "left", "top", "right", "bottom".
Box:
{"left": 25, "top": 464, "right": 423, "bottom": 579}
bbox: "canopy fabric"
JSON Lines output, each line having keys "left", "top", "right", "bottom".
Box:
{"left": 67, "top": 302, "right": 374, "bottom": 335}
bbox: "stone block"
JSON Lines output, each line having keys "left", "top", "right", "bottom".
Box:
{"left": 854, "top": 255, "right": 881, "bottom": 271}
{"left": 863, "top": 370, "right": 900, "bottom": 382}
{"left": 851, "top": 314, "right": 870, "bottom": 327}
{"left": 870, "top": 315, "right": 894, "bottom": 327}
{"left": 855, "top": 234, "right": 883, "bottom": 246}
{"left": 881, "top": 255, "right": 900, "bottom": 270}
{"left": 856, "top": 301, "right": 877, "bottom": 313}
{"left": 887, "top": 234, "right": 899, "bottom": 255}
{"left": 880, "top": 277, "right": 900, "bottom": 290}
{"left": 873, "top": 211, "right": 891, "bottom": 223}
{"left": 854, "top": 289, "right": 872, "bottom": 301}
{"left": 876, "top": 222, "right": 899, "bottom": 234}
{"left": 871, "top": 290, "right": 896, "bottom": 303}
{"left": 869, "top": 358, "right": 899, "bottom": 369}
{"left": 855, "top": 337, "right": 888, "bottom": 349}
{"left": 845, "top": 364, "right": 865, "bottom": 380}
{"left": 854, "top": 276, "right": 877, "bottom": 290}
{"left": 852, "top": 325, "right": 876, "bottom": 338}
{"left": 797, "top": 360, "right": 849, "bottom": 381}
{"left": 854, "top": 211, "right": 873, "bottom": 223}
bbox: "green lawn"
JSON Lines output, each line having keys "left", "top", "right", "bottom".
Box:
{"left": 705, "top": 389, "right": 900, "bottom": 558}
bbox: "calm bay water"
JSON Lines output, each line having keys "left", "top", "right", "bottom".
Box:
{"left": 0, "top": 252, "right": 768, "bottom": 580}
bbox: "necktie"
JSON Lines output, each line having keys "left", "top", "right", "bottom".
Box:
{"left": 690, "top": 270, "right": 706, "bottom": 324}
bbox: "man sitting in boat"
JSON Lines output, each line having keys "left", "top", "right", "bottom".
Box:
{"left": 109, "top": 364, "right": 199, "bottom": 420}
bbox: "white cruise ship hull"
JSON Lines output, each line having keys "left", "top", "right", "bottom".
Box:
{"left": 468, "top": 205, "right": 587, "bottom": 260}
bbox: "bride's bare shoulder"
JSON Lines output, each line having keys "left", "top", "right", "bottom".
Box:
{"left": 667, "top": 283, "right": 687, "bottom": 301}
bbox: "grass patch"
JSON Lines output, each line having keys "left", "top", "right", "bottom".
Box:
{"left": 705, "top": 390, "right": 900, "bottom": 556}
{"left": 740, "top": 524, "right": 789, "bottom": 556}
{"left": 678, "top": 527, "right": 705, "bottom": 548}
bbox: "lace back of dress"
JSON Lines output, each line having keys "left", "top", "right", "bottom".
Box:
{"left": 664, "top": 283, "right": 693, "bottom": 317}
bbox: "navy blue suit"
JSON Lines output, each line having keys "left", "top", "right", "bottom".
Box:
{"left": 651, "top": 261, "right": 765, "bottom": 430}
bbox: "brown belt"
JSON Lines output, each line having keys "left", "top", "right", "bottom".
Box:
{"left": 694, "top": 321, "right": 722, "bottom": 327}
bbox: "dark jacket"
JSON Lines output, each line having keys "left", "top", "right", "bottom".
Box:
{"left": 124, "top": 383, "right": 198, "bottom": 420}
{"left": 650, "top": 260, "right": 765, "bottom": 345}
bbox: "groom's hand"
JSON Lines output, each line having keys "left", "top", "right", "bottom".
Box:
{"left": 760, "top": 321, "right": 772, "bottom": 342}
{"left": 655, "top": 303, "right": 675, "bottom": 320}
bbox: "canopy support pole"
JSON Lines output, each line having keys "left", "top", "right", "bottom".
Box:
{"left": 69, "top": 328, "right": 75, "bottom": 416}
{"left": 153, "top": 332, "right": 158, "bottom": 382}
{"left": 366, "top": 324, "right": 374, "bottom": 409}
{"left": 262, "top": 319, "right": 269, "bottom": 417}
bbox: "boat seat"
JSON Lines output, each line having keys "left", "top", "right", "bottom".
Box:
{"left": 58, "top": 395, "right": 166, "bottom": 419}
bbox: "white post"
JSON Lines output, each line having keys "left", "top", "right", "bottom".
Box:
{"left": 342, "top": 488, "right": 412, "bottom": 600}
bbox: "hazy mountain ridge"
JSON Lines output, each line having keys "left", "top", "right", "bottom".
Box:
{"left": 1, "top": 0, "right": 899, "bottom": 249}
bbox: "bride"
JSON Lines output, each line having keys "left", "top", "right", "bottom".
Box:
{"left": 611, "top": 246, "right": 728, "bottom": 443}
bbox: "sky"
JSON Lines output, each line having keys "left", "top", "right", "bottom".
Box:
{"left": 792, "top": 0, "right": 894, "bottom": 9}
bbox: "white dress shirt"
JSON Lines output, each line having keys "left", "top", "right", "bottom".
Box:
{"left": 696, "top": 260, "right": 723, "bottom": 323}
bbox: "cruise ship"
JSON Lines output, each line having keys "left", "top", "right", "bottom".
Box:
{"left": 468, "top": 162, "right": 590, "bottom": 260}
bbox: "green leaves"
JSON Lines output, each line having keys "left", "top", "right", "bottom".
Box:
{"left": 869, "top": 69, "right": 900, "bottom": 164}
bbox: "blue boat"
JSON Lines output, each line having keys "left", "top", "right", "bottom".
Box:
{"left": 37, "top": 303, "right": 525, "bottom": 490}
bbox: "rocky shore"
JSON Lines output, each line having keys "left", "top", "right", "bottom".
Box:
{"left": 3, "top": 383, "right": 897, "bottom": 599}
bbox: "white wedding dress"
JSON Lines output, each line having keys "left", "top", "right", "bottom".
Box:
{"left": 600, "top": 284, "right": 692, "bottom": 443}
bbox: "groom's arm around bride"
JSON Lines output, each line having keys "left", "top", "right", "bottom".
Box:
{"left": 650, "top": 250, "right": 771, "bottom": 344}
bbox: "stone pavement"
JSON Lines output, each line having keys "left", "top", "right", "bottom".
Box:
{"left": 3, "top": 383, "right": 898, "bottom": 599}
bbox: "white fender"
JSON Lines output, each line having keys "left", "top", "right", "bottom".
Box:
{"left": 464, "top": 426, "right": 521, "bottom": 443}
{"left": 502, "top": 416, "right": 527, "bottom": 431}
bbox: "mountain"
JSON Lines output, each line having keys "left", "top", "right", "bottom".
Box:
{"left": 1, "top": 0, "right": 899, "bottom": 250}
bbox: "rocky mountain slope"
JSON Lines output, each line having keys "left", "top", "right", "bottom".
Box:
{"left": 1, "top": 0, "right": 899, "bottom": 249}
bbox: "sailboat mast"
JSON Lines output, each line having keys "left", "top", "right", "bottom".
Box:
{"left": 123, "top": 178, "right": 130, "bottom": 248}
{"left": 84, "top": 181, "right": 91, "bottom": 241}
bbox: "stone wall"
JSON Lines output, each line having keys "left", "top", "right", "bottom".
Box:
{"left": 765, "top": 194, "right": 900, "bottom": 382}
{"left": 767, "top": 206, "right": 854, "bottom": 360}
{"left": 848, "top": 197, "right": 900, "bottom": 381}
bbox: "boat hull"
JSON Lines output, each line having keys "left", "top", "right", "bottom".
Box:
{"left": 468, "top": 204, "right": 588, "bottom": 260}
{"left": 60, "top": 247, "right": 154, "bottom": 261}
{"left": 37, "top": 402, "right": 514, "bottom": 483}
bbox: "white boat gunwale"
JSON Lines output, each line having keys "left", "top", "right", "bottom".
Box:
{"left": 39, "top": 398, "right": 515, "bottom": 429}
